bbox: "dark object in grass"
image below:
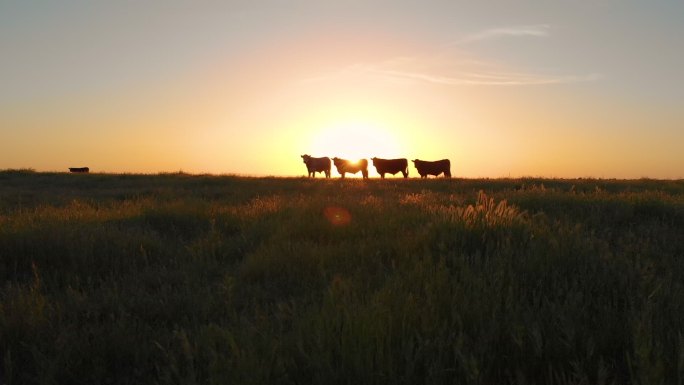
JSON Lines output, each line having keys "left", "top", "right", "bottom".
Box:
{"left": 69, "top": 167, "right": 89, "bottom": 173}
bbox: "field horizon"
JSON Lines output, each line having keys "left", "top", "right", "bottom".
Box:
{"left": 1, "top": 170, "right": 682, "bottom": 384}
{"left": 3, "top": 168, "right": 684, "bottom": 182}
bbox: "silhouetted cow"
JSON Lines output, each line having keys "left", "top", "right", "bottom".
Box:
{"left": 332, "top": 158, "right": 369, "bottom": 179}
{"left": 301, "top": 155, "right": 331, "bottom": 178}
{"left": 68, "top": 167, "right": 89, "bottom": 173}
{"left": 412, "top": 159, "right": 451, "bottom": 178}
{"left": 371, "top": 158, "right": 408, "bottom": 178}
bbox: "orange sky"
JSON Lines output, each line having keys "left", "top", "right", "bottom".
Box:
{"left": 1, "top": 1, "right": 683, "bottom": 178}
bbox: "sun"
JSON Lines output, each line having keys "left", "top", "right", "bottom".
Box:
{"left": 309, "top": 120, "right": 404, "bottom": 162}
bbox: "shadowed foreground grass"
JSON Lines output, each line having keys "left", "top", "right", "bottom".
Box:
{"left": 1, "top": 171, "right": 683, "bottom": 384}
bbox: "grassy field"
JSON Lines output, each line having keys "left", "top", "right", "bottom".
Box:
{"left": 0, "top": 170, "right": 683, "bottom": 384}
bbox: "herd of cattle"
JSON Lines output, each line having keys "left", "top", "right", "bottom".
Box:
{"left": 301, "top": 155, "right": 451, "bottom": 179}
{"left": 66, "top": 159, "right": 450, "bottom": 177}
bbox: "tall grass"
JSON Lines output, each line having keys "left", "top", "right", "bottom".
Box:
{"left": 0, "top": 170, "right": 682, "bottom": 384}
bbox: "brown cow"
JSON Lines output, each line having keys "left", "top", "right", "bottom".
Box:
{"left": 412, "top": 159, "right": 451, "bottom": 178}
{"left": 371, "top": 158, "right": 408, "bottom": 178}
{"left": 301, "top": 155, "right": 331, "bottom": 178}
{"left": 332, "top": 158, "right": 369, "bottom": 178}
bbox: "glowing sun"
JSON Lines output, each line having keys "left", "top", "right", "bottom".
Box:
{"left": 309, "top": 121, "right": 404, "bottom": 161}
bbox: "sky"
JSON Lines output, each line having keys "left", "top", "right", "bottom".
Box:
{"left": 1, "top": 0, "right": 683, "bottom": 178}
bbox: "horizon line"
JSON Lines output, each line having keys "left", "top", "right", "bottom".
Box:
{"left": 2, "top": 169, "right": 682, "bottom": 181}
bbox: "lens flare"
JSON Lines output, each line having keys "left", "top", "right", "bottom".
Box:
{"left": 323, "top": 206, "right": 352, "bottom": 226}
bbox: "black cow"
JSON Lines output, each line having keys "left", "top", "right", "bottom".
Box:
{"left": 68, "top": 167, "right": 89, "bottom": 173}
{"left": 332, "top": 158, "right": 369, "bottom": 179}
{"left": 301, "top": 155, "right": 331, "bottom": 178}
{"left": 371, "top": 158, "right": 408, "bottom": 178}
{"left": 412, "top": 159, "right": 451, "bottom": 178}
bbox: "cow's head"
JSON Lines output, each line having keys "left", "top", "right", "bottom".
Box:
{"left": 301, "top": 154, "right": 311, "bottom": 164}
{"left": 412, "top": 159, "right": 419, "bottom": 164}
{"left": 332, "top": 157, "right": 342, "bottom": 166}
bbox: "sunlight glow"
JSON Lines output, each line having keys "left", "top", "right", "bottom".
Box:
{"left": 309, "top": 120, "right": 404, "bottom": 161}
{"left": 3, "top": 2, "right": 683, "bottom": 178}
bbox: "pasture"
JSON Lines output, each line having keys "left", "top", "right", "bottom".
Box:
{"left": 0, "top": 170, "right": 682, "bottom": 384}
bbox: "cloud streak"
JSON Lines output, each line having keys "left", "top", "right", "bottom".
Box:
{"left": 303, "top": 58, "right": 601, "bottom": 87}
{"left": 301, "top": 24, "right": 600, "bottom": 88}
{"left": 457, "top": 24, "right": 551, "bottom": 44}
{"left": 368, "top": 68, "right": 601, "bottom": 86}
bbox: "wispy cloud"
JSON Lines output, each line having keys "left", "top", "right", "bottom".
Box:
{"left": 457, "top": 24, "right": 551, "bottom": 44}
{"left": 369, "top": 68, "right": 600, "bottom": 86}
{"left": 300, "top": 24, "right": 600, "bottom": 88}
{"left": 302, "top": 56, "right": 601, "bottom": 87}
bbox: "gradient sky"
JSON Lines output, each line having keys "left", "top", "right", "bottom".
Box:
{"left": 1, "top": 1, "right": 683, "bottom": 178}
